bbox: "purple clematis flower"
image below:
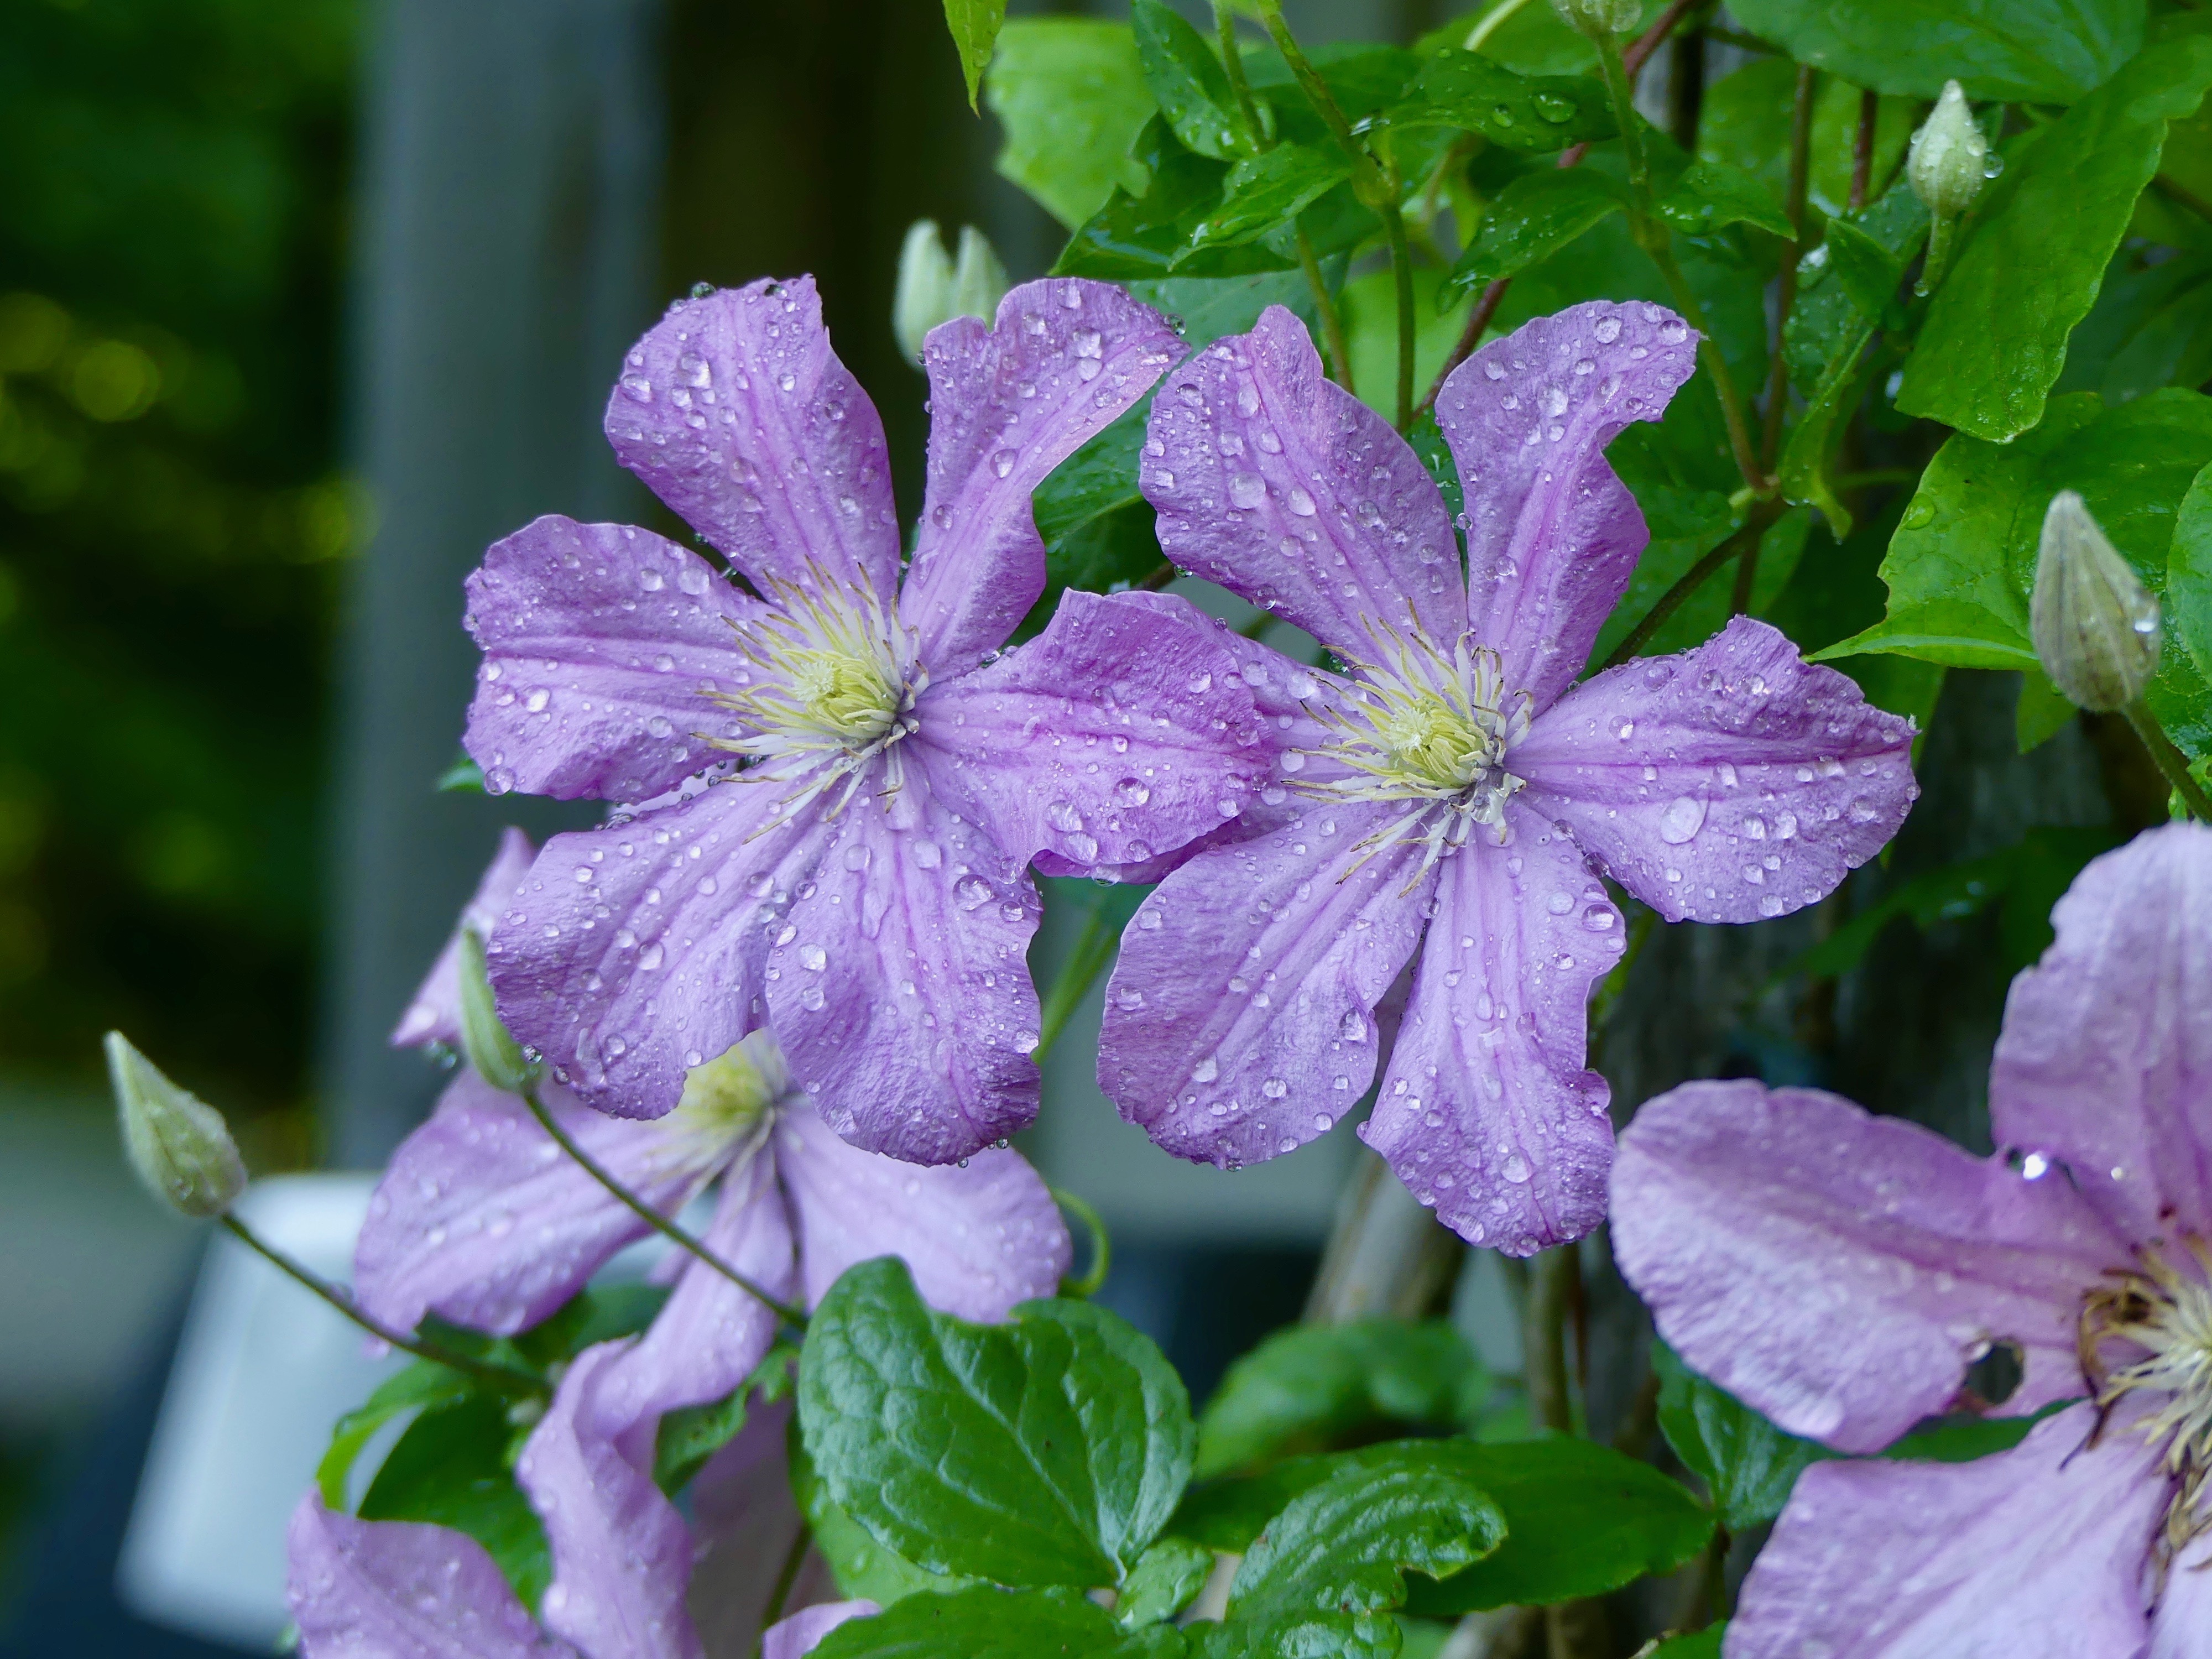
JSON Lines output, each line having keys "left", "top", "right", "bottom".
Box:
{"left": 1097, "top": 300, "right": 1918, "bottom": 1255}
{"left": 465, "top": 274, "right": 1270, "bottom": 1162}
{"left": 357, "top": 1034, "right": 1069, "bottom": 1436}
{"left": 1611, "top": 823, "right": 2212, "bottom": 1658}
{"left": 288, "top": 1400, "right": 873, "bottom": 1659}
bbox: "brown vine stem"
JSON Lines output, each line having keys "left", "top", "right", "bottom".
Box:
{"left": 1419, "top": 0, "right": 1699, "bottom": 409}
{"left": 1849, "top": 87, "right": 1879, "bottom": 212}
{"left": 1740, "top": 62, "right": 1817, "bottom": 613}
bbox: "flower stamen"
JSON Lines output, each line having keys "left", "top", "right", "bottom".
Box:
{"left": 2081, "top": 1236, "right": 2212, "bottom": 1570}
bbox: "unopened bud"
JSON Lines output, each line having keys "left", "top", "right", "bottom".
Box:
{"left": 458, "top": 927, "right": 539, "bottom": 1095}
{"left": 1546, "top": 0, "right": 1640, "bottom": 39}
{"left": 1908, "top": 82, "right": 1990, "bottom": 221}
{"left": 2031, "top": 491, "right": 2160, "bottom": 713}
{"left": 893, "top": 220, "right": 1008, "bottom": 362}
{"left": 107, "top": 1031, "right": 246, "bottom": 1218}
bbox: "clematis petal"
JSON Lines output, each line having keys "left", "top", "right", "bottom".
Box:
{"left": 462, "top": 518, "right": 767, "bottom": 805}
{"left": 764, "top": 1603, "right": 880, "bottom": 1659}
{"left": 774, "top": 1100, "right": 1067, "bottom": 1317}
{"left": 1362, "top": 804, "right": 1622, "bottom": 1255}
{"left": 912, "top": 589, "right": 1270, "bottom": 872}
{"left": 285, "top": 1494, "right": 573, "bottom": 1659}
{"left": 899, "top": 278, "right": 1181, "bottom": 674}
{"left": 514, "top": 1342, "right": 705, "bottom": 1659}
{"left": 686, "top": 1399, "right": 836, "bottom": 1656}
{"left": 1611, "top": 1081, "right": 2123, "bottom": 1453}
{"left": 393, "top": 828, "right": 536, "bottom": 1049}
{"left": 354, "top": 1069, "right": 726, "bottom": 1337}
{"left": 1142, "top": 305, "right": 1464, "bottom": 660}
{"left": 1989, "top": 821, "right": 2212, "bottom": 1245}
{"left": 1727, "top": 1403, "right": 2161, "bottom": 1659}
{"left": 2150, "top": 1535, "right": 2212, "bottom": 1659}
{"left": 1512, "top": 616, "right": 1917, "bottom": 924}
{"left": 1436, "top": 300, "right": 1699, "bottom": 711}
{"left": 604, "top": 277, "right": 901, "bottom": 604}
{"left": 596, "top": 1145, "right": 795, "bottom": 1433}
{"left": 1098, "top": 802, "right": 1431, "bottom": 1170}
{"left": 488, "top": 778, "right": 831, "bottom": 1121}
{"left": 766, "top": 787, "right": 1045, "bottom": 1164}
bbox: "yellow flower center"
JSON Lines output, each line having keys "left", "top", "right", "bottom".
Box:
{"left": 2082, "top": 1238, "right": 2212, "bottom": 1569}
{"left": 668, "top": 1031, "right": 791, "bottom": 1150}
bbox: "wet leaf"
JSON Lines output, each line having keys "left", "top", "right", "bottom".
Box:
{"left": 1727, "top": 0, "right": 2146, "bottom": 103}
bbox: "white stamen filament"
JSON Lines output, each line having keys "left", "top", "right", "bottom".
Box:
{"left": 705, "top": 564, "right": 922, "bottom": 829}
{"left": 1296, "top": 623, "right": 1532, "bottom": 886}
{"left": 2083, "top": 1238, "right": 2212, "bottom": 1566}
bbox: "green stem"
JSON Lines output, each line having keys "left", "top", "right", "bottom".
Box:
{"left": 1757, "top": 63, "right": 1817, "bottom": 477}
{"left": 1462, "top": 0, "right": 1537, "bottom": 53}
{"left": 1383, "top": 202, "right": 1417, "bottom": 431}
{"left": 1053, "top": 1187, "right": 1113, "bottom": 1297}
{"left": 1035, "top": 904, "right": 1123, "bottom": 1062}
{"left": 218, "top": 1214, "right": 541, "bottom": 1393}
{"left": 1593, "top": 31, "right": 1766, "bottom": 492}
{"left": 2125, "top": 700, "right": 2212, "bottom": 821}
{"left": 1599, "top": 505, "right": 1781, "bottom": 671}
{"left": 1212, "top": 0, "right": 1267, "bottom": 148}
{"left": 1251, "top": 0, "right": 1385, "bottom": 196}
{"left": 1916, "top": 212, "right": 1959, "bottom": 297}
{"left": 1525, "top": 1246, "right": 1577, "bottom": 1434}
{"left": 1296, "top": 224, "right": 1355, "bottom": 393}
{"left": 521, "top": 1084, "right": 808, "bottom": 1327}
{"left": 757, "top": 1520, "right": 813, "bottom": 1648}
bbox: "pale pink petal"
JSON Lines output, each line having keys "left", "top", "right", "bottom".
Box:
{"left": 393, "top": 828, "right": 537, "bottom": 1048}
{"left": 899, "top": 278, "right": 1181, "bottom": 674}
{"left": 1990, "top": 822, "right": 2212, "bottom": 1246}
{"left": 1512, "top": 617, "right": 1918, "bottom": 924}
{"left": 1142, "top": 305, "right": 1464, "bottom": 661}
{"left": 487, "top": 778, "right": 832, "bottom": 1121}
{"left": 1097, "top": 802, "right": 1432, "bottom": 1170}
{"left": 286, "top": 1494, "right": 573, "bottom": 1659}
{"left": 514, "top": 1343, "right": 705, "bottom": 1659}
{"left": 603, "top": 278, "right": 901, "bottom": 604}
{"left": 1728, "top": 1403, "right": 2161, "bottom": 1659}
{"left": 596, "top": 1147, "right": 795, "bottom": 1433}
{"left": 354, "top": 1070, "right": 727, "bottom": 1337}
{"left": 462, "top": 518, "right": 765, "bottom": 805}
{"left": 774, "top": 1100, "right": 1067, "bottom": 1318}
{"left": 766, "top": 787, "right": 1042, "bottom": 1164}
{"left": 912, "top": 588, "right": 1270, "bottom": 872}
{"left": 1361, "top": 803, "right": 1623, "bottom": 1255}
{"left": 1612, "top": 1081, "right": 2125, "bottom": 1454}
{"left": 764, "top": 1603, "right": 879, "bottom": 1659}
{"left": 1436, "top": 300, "right": 1699, "bottom": 711}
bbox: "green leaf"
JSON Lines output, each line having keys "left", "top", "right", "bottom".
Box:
{"left": 1589, "top": 507, "right": 1812, "bottom": 666}
{"left": 1653, "top": 1344, "right": 1827, "bottom": 1532}
{"left": 1117, "top": 1536, "right": 1214, "bottom": 1628}
{"left": 1187, "top": 144, "right": 1353, "bottom": 255}
{"left": 1658, "top": 158, "right": 1794, "bottom": 239}
{"left": 799, "top": 1258, "right": 1196, "bottom": 1589}
{"left": 1898, "top": 32, "right": 2212, "bottom": 442}
{"left": 1726, "top": 0, "right": 2146, "bottom": 103}
{"left": 1447, "top": 168, "right": 1625, "bottom": 296}
{"left": 435, "top": 755, "right": 485, "bottom": 793}
{"left": 358, "top": 1396, "right": 552, "bottom": 1613}
{"left": 1225, "top": 1446, "right": 1506, "bottom": 1659}
{"left": 1133, "top": 0, "right": 1251, "bottom": 162}
{"left": 1646, "top": 1629, "right": 1725, "bottom": 1659}
{"left": 1770, "top": 825, "right": 2122, "bottom": 985}
{"left": 510, "top": 1282, "right": 669, "bottom": 1366}
{"left": 2171, "top": 461, "right": 2212, "bottom": 690}
{"left": 1241, "top": 42, "right": 1420, "bottom": 135}
{"left": 1342, "top": 264, "right": 1479, "bottom": 425}
{"left": 653, "top": 1339, "right": 797, "bottom": 1495}
{"left": 986, "top": 21, "right": 1154, "bottom": 230}
{"left": 942, "top": 0, "right": 1008, "bottom": 112}
{"left": 1406, "top": 410, "right": 1466, "bottom": 524}
{"left": 1055, "top": 120, "right": 1294, "bottom": 281}
{"left": 790, "top": 1424, "right": 975, "bottom": 1607}
{"left": 810, "top": 1587, "right": 1181, "bottom": 1659}
{"left": 1882, "top": 1409, "right": 2053, "bottom": 1463}
{"left": 1399, "top": 1437, "right": 1712, "bottom": 1616}
{"left": 318, "top": 1360, "right": 476, "bottom": 1507}
{"left": 1387, "top": 50, "right": 1615, "bottom": 153}
{"left": 1827, "top": 389, "right": 2212, "bottom": 755}
{"left": 1196, "top": 1321, "right": 1489, "bottom": 1480}
{"left": 1698, "top": 58, "right": 1914, "bottom": 222}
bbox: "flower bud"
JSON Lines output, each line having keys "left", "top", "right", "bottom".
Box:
{"left": 893, "top": 221, "right": 1009, "bottom": 363}
{"left": 1546, "top": 0, "right": 1640, "bottom": 39}
{"left": 2031, "top": 491, "right": 2160, "bottom": 713}
{"left": 107, "top": 1031, "right": 246, "bottom": 1218}
{"left": 457, "top": 927, "right": 540, "bottom": 1095}
{"left": 1908, "top": 81, "right": 1990, "bottom": 222}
